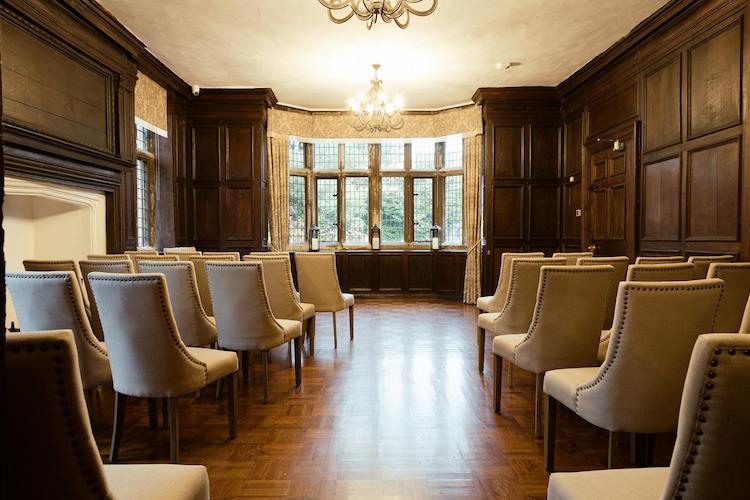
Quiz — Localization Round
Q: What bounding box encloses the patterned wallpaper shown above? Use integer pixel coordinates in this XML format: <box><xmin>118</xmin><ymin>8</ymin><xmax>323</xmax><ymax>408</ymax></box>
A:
<box><xmin>134</xmin><ymin>71</ymin><xmax>168</xmax><ymax>137</ymax></box>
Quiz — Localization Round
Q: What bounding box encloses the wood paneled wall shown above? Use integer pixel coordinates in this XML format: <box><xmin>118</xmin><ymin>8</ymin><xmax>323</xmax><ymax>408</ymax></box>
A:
<box><xmin>183</xmin><ymin>90</ymin><xmax>276</xmax><ymax>253</ymax></box>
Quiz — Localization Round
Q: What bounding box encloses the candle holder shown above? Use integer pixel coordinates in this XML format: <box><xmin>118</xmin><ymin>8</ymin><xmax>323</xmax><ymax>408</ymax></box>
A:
<box><xmin>431</xmin><ymin>224</ymin><xmax>441</xmax><ymax>251</ymax></box>
<box><xmin>371</xmin><ymin>224</ymin><xmax>381</xmax><ymax>251</ymax></box>
<box><xmin>309</xmin><ymin>225</ymin><xmax>320</xmax><ymax>252</ymax></box>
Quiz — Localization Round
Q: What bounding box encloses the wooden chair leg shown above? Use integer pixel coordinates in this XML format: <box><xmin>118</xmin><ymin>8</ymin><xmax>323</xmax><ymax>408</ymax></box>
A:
<box><xmin>215</xmin><ymin>377</ymin><xmax>222</xmax><ymax>399</ymax></box>
<box><xmin>148</xmin><ymin>398</ymin><xmax>158</xmax><ymax>430</ymax></box>
<box><xmin>262</xmin><ymin>350</ymin><xmax>270</xmax><ymax>403</ymax></box>
<box><xmin>608</xmin><ymin>431</ymin><xmax>618</xmax><ymax>469</ymax></box>
<box><xmin>287</xmin><ymin>340</ymin><xmax>292</xmax><ymax>367</ymax></box>
<box><xmin>308</xmin><ymin>316</ymin><xmax>316</xmax><ymax>356</ymax></box>
<box><xmin>241</xmin><ymin>350</ymin><xmax>250</xmax><ymax>384</ymax></box>
<box><xmin>349</xmin><ymin>305</ymin><xmax>354</xmax><ymax>340</ymax></box>
<box><xmin>534</xmin><ymin>373</ymin><xmax>544</xmax><ymax>439</ymax></box>
<box><xmin>544</xmin><ymin>394</ymin><xmax>557</xmax><ymax>472</ymax></box>
<box><xmin>161</xmin><ymin>398</ymin><xmax>169</xmax><ymax>430</ymax></box>
<box><xmin>477</xmin><ymin>327</ymin><xmax>486</xmax><ymax>373</ymax></box>
<box><xmin>493</xmin><ymin>354</ymin><xmax>502</xmax><ymax>414</ymax></box>
<box><xmin>508</xmin><ymin>362</ymin><xmax>514</xmax><ymax>387</ymax></box>
<box><xmin>332</xmin><ymin>312</ymin><xmax>338</xmax><ymax>349</ymax></box>
<box><xmin>293</xmin><ymin>336</ymin><xmax>302</xmax><ymax>386</ymax></box>
<box><xmin>109</xmin><ymin>391</ymin><xmax>127</xmax><ymax>462</ymax></box>
<box><xmin>168</xmin><ymin>397</ymin><xmax>179</xmax><ymax>463</ymax></box>
<box><xmin>227</xmin><ymin>373</ymin><xmax>238</xmax><ymax>439</ymax></box>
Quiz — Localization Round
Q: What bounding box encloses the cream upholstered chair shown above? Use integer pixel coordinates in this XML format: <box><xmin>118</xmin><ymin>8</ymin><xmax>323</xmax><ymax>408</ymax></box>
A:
<box><xmin>634</xmin><ymin>255</ymin><xmax>684</xmax><ymax>264</ymax></box>
<box><xmin>477</xmin><ymin>252</ymin><xmax>545</xmax><ymax>313</ymax></box>
<box><xmin>576</xmin><ymin>256</ymin><xmax>630</xmax><ymax>330</ymax></box>
<box><xmin>88</xmin><ymin>272</ymin><xmax>239</xmax><ymax>463</ymax></box>
<box><xmin>543</xmin><ymin>279</ymin><xmax>724</xmax><ymax>471</ymax></box>
<box><xmin>740</xmin><ymin>297</ymin><xmax>750</xmax><ymax>333</ymax></box>
<box><xmin>87</xmin><ymin>253</ymin><xmax>129</xmax><ymax>261</ymax></box>
<box><xmin>207</xmin><ymin>262</ymin><xmax>303</xmax><ymax>403</ymax></box>
<box><xmin>547</xmin><ymin>333</ymin><xmax>750</xmax><ymax>500</ymax></box>
<box><xmin>492</xmin><ymin>265</ymin><xmax>614</xmax><ymax>437</ymax></box>
<box><xmin>79</xmin><ymin>259</ymin><xmax>134</xmax><ymax>341</ymax></box>
<box><xmin>552</xmin><ymin>251</ymin><xmax>593</xmax><ymax>265</ymax></box>
<box><xmin>22</xmin><ymin>259</ymin><xmax>90</xmax><ymax>311</ymax></box>
<box><xmin>125</xmin><ymin>249</ymin><xmax>158</xmax><ymax>256</ymax></box>
<box><xmin>707</xmin><ymin>263</ymin><xmax>750</xmax><ymax>332</ymax></box>
<box><xmin>476</xmin><ymin>257</ymin><xmax>566</xmax><ymax>373</ymax></box>
<box><xmin>188</xmin><ymin>254</ymin><xmax>236</xmax><ymax>316</ymax></box>
<box><xmin>138</xmin><ymin>261</ymin><xmax>217</xmax><ymax>347</ymax></box>
<box><xmin>164</xmin><ymin>246</ymin><xmax>198</xmax><ymax>254</ymax></box>
<box><xmin>177</xmin><ymin>252</ymin><xmax>203</xmax><ymax>261</ymax></box>
<box><xmin>130</xmin><ymin>253</ymin><xmax>179</xmax><ymax>272</ymax></box>
<box><xmin>688</xmin><ymin>254</ymin><xmax>735</xmax><ymax>278</ymax></box>
<box><xmin>6</xmin><ymin>271</ymin><xmax>111</xmax><ymax>414</ymax></box>
<box><xmin>246</xmin><ymin>251</ymin><xmax>302</xmax><ymax>300</ymax></box>
<box><xmin>625</xmin><ymin>262</ymin><xmax>695</xmax><ymax>281</ymax></box>
<box><xmin>204</xmin><ymin>251</ymin><xmax>241</xmax><ymax>260</ymax></box>
<box><xmin>294</xmin><ymin>252</ymin><xmax>355</xmax><ymax>348</ymax></box>
<box><xmin>247</xmin><ymin>253</ymin><xmax>317</xmax><ymax>355</ymax></box>
<box><xmin>5</xmin><ymin>330</ymin><xmax>210</xmax><ymax>500</ymax></box>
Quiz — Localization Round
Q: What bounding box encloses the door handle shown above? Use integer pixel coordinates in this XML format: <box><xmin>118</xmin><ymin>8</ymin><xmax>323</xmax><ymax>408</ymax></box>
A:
<box><xmin>588</xmin><ymin>185</ymin><xmax>600</xmax><ymax>192</ymax></box>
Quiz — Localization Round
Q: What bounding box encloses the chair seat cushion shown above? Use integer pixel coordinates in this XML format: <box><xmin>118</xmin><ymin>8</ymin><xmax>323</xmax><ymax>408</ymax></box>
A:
<box><xmin>278</xmin><ymin>318</ymin><xmax>303</xmax><ymax>341</ymax></box>
<box><xmin>343</xmin><ymin>293</ymin><xmax>355</xmax><ymax>307</ymax></box>
<box><xmin>477</xmin><ymin>295</ymin><xmax>500</xmax><ymax>313</ymax></box>
<box><xmin>186</xmin><ymin>347</ymin><xmax>238</xmax><ymax>385</ymax></box>
<box><xmin>543</xmin><ymin>367</ymin><xmax>599</xmax><ymax>412</ymax></box>
<box><xmin>478</xmin><ymin>312</ymin><xmax>501</xmax><ymax>331</ymax></box>
<box><xmin>547</xmin><ymin>467</ymin><xmax>668</xmax><ymax>500</ymax></box>
<box><xmin>492</xmin><ymin>333</ymin><xmax>526</xmax><ymax>361</ymax></box>
<box><xmin>300</xmin><ymin>302</ymin><xmax>315</xmax><ymax>320</ymax></box>
<box><xmin>104</xmin><ymin>463</ymin><xmax>210</xmax><ymax>500</ymax></box>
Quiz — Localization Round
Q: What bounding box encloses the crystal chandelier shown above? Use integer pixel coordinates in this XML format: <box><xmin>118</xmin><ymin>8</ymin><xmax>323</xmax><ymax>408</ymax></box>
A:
<box><xmin>319</xmin><ymin>0</ymin><xmax>438</xmax><ymax>30</ymax></box>
<box><xmin>348</xmin><ymin>64</ymin><xmax>404</xmax><ymax>133</ymax></box>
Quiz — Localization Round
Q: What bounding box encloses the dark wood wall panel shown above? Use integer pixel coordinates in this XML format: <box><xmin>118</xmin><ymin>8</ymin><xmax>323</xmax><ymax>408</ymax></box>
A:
<box><xmin>493</xmin><ymin>126</ymin><xmax>524</xmax><ymax>178</ymax></box>
<box><xmin>492</xmin><ymin>186</ymin><xmax>524</xmax><ymax>238</ymax></box>
<box><xmin>193</xmin><ymin>188</ymin><xmax>220</xmax><ymax>240</ymax></box>
<box><xmin>530</xmin><ymin>126</ymin><xmax>560</xmax><ymax>179</ymax></box>
<box><xmin>641</xmin><ymin>157</ymin><xmax>681</xmax><ymax>241</ymax></box>
<box><xmin>378</xmin><ymin>254</ymin><xmax>404</xmax><ymax>291</ymax></box>
<box><xmin>192</xmin><ymin>127</ymin><xmax>220</xmax><ymax>181</ymax></box>
<box><xmin>223</xmin><ymin>187</ymin><xmax>254</xmax><ymax>240</ymax></box>
<box><xmin>226</xmin><ymin>126</ymin><xmax>254</xmax><ymax>180</ymax></box>
<box><xmin>346</xmin><ymin>253</ymin><xmax>374</xmax><ymax>291</ymax></box>
<box><xmin>644</xmin><ymin>58</ymin><xmax>682</xmax><ymax>152</ymax></box>
<box><xmin>529</xmin><ymin>186</ymin><xmax>560</xmax><ymax>239</ymax></box>
<box><xmin>588</xmin><ymin>83</ymin><xmax>638</xmax><ymax>136</ymax></box>
<box><xmin>407</xmin><ymin>254</ymin><xmax>433</xmax><ymax>291</ymax></box>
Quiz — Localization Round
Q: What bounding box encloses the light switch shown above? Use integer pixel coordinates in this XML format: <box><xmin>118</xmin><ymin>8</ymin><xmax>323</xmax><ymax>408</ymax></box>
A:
<box><xmin>575</xmin><ymin>209</ymin><xmax>582</xmax><ymax>217</ymax></box>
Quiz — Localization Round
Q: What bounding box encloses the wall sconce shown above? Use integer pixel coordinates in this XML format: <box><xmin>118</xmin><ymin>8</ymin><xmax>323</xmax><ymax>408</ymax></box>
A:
<box><xmin>309</xmin><ymin>225</ymin><xmax>320</xmax><ymax>252</ymax></box>
<box><xmin>596</xmin><ymin>137</ymin><xmax>625</xmax><ymax>152</ymax></box>
<box><xmin>371</xmin><ymin>224</ymin><xmax>381</xmax><ymax>251</ymax></box>
<box><xmin>431</xmin><ymin>224</ymin><xmax>441</xmax><ymax>250</ymax></box>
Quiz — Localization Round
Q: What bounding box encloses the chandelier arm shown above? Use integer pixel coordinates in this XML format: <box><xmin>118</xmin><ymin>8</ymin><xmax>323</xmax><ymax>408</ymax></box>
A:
<box><xmin>393</xmin><ymin>11</ymin><xmax>410</xmax><ymax>29</ymax></box>
<box><xmin>403</xmin><ymin>0</ymin><xmax>438</xmax><ymax>16</ymax></box>
<box><xmin>327</xmin><ymin>8</ymin><xmax>357</xmax><ymax>24</ymax></box>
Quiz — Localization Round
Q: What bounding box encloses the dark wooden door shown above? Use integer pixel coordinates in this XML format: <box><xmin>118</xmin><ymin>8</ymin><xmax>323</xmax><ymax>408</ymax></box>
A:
<box><xmin>584</xmin><ymin>122</ymin><xmax>639</xmax><ymax>259</ymax></box>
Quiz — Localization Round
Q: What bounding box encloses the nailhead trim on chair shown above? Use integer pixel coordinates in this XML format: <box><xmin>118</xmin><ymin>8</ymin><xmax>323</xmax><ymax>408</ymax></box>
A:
<box><xmin>295</xmin><ymin>253</ymin><xmax>348</xmax><ymax>312</ymax></box>
<box><xmin>627</xmin><ymin>263</ymin><xmax>694</xmax><ymax>281</ymax></box>
<box><xmin>246</xmin><ymin>255</ymin><xmax>304</xmax><ymax>318</ymax></box>
<box><xmin>140</xmin><ymin>261</ymin><xmax>214</xmax><ymax>325</ymax></box>
<box><xmin>575</xmin><ymin>282</ymin><xmax>725</xmax><ymax>411</ymax></box>
<box><xmin>88</xmin><ymin>274</ymin><xmax>208</xmax><ymax>383</ymax></box>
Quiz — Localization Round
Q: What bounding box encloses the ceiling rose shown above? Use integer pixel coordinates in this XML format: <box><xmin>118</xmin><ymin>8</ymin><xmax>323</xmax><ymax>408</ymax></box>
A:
<box><xmin>349</xmin><ymin>64</ymin><xmax>404</xmax><ymax>132</ymax></box>
<box><xmin>319</xmin><ymin>0</ymin><xmax>438</xmax><ymax>30</ymax></box>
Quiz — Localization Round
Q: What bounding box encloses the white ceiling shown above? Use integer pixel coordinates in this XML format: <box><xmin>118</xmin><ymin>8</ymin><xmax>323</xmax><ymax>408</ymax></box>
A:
<box><xmin>99</xmin><ymin>0</ymin><xmax>668</xmax><ymax>110</ymax></box>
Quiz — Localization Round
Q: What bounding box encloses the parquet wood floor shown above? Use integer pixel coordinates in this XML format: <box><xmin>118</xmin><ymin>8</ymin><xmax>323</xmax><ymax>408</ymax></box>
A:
<box><xmin>91</xmin><ymin>298</ymin><xmax>672</xmax><ymax>499</ymax></box>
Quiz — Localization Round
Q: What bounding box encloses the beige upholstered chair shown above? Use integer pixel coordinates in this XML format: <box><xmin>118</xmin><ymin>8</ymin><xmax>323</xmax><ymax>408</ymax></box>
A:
<box><xmin>125</xmin><ymin>249</ymin><xmax>158</xmax><ymax>256</ymax></box>
<box><xmin>576</xmin><ymin>256</ymin><xmax>630</xmax><ymax>330</ymax></box>
<box><xmin>294</xmin><ymin>252</ymin><xmax>355</xmax><ymax>348</ymax></box>
<box><xmin>138</xmin><ymin>261</ymin><xmax>218</xmax><ymax>347</ymax></box>
<box><xmin>22</xmin><ymin>259</ymin><xmax>90</xmax><ymax>311</ymax></box>
<box><xmin>476</xmin><ymin>257</ymin><xmax>566</xmax><ymax>373</ymax></box>
<box><xmin>5</xmin><ymin>330</ymin><xmax>210</xmax><ymax>500</ymax></box>
<box><xmin>492</xmin><ymin>265</ymin><xmax>614</xmax><ymax>437</ymax></box>
<box><xmin>547</xmin><ymin>333</ymin><xmax>750</xmax><ymax>500</ymax></box>
<box><xmin>79</xmin><ymin>259</ymin><xmax>134</xmax><ymax>341</ymax></box>
<box><xmin>625</xmin><ymin>262</ymin><xmax>695</xmax><ymax>281</ymax></box>
<box><xmin>543</xmin><ymin>279</ymin><xmax>724</xmax><ymax>471</ymax></box>
<box><xmin>6</xmin><ymin>271</ymin><xmax>111</xmax><ymax>412</ymax></box>
<box><xmin>188</xmin><ymin>255</ymin><xmax>236</xmax><ymax>316</ymax></box>
<box><xmin>740</xmin><ymin>296</ymin><xmax>750</xmax><ymax>334</ymax></box>
<box><xmin>164</xmin><ymin>246</ymin><xmax>198</xmax><ymax>254</ymax></box>
<box><xmin>130</xmin><ymin>253</ymin><xmax>179</xmax><ymax>272</ymax></box>
<box><xmin>477</xmin><ymin>252</ymin><xmax>545</xmax><ymax>313</ymax></box>
<box><xmin>203</xmin><ymin>251</ymin><xmax>241</xmax><ymax>260</ymax></box>
<box><xmin>207</xmin><ymin>262</ymin><xmax>303</xmax><ymax>403</ymax></box>
<box><xmin>688</xmin><ymin>254</ymin><xmax>735</xmax><ymax>278</ymax></box>
<box><xmin>177</xmin><ymin>252</ymin><xmax>203</xmax><ymax>261</ymax></box>
<box><xmin>87</xmin><ymin>253</ymin><xmax>129</xmax><ymax>261</ymax></box>
<box><xmin>634</xmin><ymin>255</ymin><xmax>684</xmax><ymax>264</ymax></box>
<box><xmin>247</xmin><ymin>253</ymin><xmax>317</xmax><ymax>355</ymax></box>
<box><xmin>707</xmin><ymin>263</ymin><xmax>750</xmax><ymax>332</ymax></box>
<box><xmin>246</xmin><ymin>251</ymin><xmax>301</xmax><ymax>299</ymax></box>
<box><xmin>88</xmin><ymin>272</ymin><xmax>239</xmax><ymax>463</ymax></box>
<box><xmin>552</xmin><ymin>251</ymin><xmax>593</xmax><ymax>265</ymax></box>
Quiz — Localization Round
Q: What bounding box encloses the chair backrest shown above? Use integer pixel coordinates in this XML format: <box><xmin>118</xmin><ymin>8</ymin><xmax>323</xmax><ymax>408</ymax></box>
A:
<box><xmin>87</xmin><ymin>254</ymin><xmax>129</xmax><ymax>261</ymax></box>
<box><xmin>6</xmin><ymin>272</ymin><xmax>109</xmax><ymax>390</ymax></box>
<box><xmin>124</xmin><ymin>249</ymin><xmax>158</xmax><ymax>256</ymax></box>
<box><xmin>206</xmin><ymin>262</ymin><xmax>286</xmax><ymax>351</ymax></box>
<box><xmin>513</xmin><ymin>265</ymin><xmax>614</xmax><ymax>373</ymax></box>
<box><xmin>79</xmin><ymin>260</ymin><xmax>133</xmax><ymax>340</ymax></box>
<box><xmin>88</xmin><ymin>272</ymin><xmax>207</xmax><ymax>397</ymax></box>
<box><xmin>176</xmin><ymin>252</ymin><xmax>203</xmax><ymax>261</ymax></box>
<box><xmin>577</xmin><ymin>256</ymin><xmax>630</xmax><ymax>329</ymax></box>
<box><xmin>22</xmin><ymin>259</ymin><xmax>89</xmax><ymax>308</ymax></box>
<box><xmin>576</xmin><ymin>279</ymin><xmax>724</xmax><ymax>433</ymax></box>
<box><xmin>707</xmin><ymin>263</ymin><xmax>750</xmax><ymax>332</ymax></box>
<box><xmin>163</xmin><ymin>246</ymin><xmax>198</xmax><ymax>254</ymax></box>
<box><xmin>635</xmin><ymin>255</ymin><xmax>684</xmax><ymax>264</ymax></box>
<box><xmin>130</xmin><ymin>253</ymin><xmax>179</xmax><ymax>272</ymax></box>
<box><xmin>740</xmin><ymin>296</ymin><xmax>750</xmax><ymax>334</ymax></box>
<box><xmin>5</xmin><ymin>330</ymin><xmax>112</xmax><ymax>499</ymax></box>
<box><xmin>662</xmin><ymin>334</ymin><xmax>750</xmax><ymax>500</ymax></box>
<box><xmin>243</xmin><ymin>255</ymin><xmax>302</xmax><ymax>321</ymax></box>
<box><xmin>203</xmin><ymin>251</ymin><xmax>240</xmax><ymax>260</ymax></box>
<box><xmin>294</xmin><ymin>252</ymin><xmax>345</xmax><ymax>312</ymax></box>
<box><xmin>188</xmin><ymin>255</ymin><xmax>237</xmax><ymax>316</ymax></box>
<box><xmin>246</xmin><ymin>251</ymin><xmax>298</xmax><ymax>295</ymax></box>
<box><xmin>552</xmin><ymin>251</ymin><xmax>594</xmax><ymax>265</ymax></box>
<box><xmin>484</xmin><ymin>252</ymin><xmax>545</xmax><ymax>311</ymax></box>
<box><xmin>138</xmin><ymin>261</ymin><xmax>217</xmax><ymax>347</ymax></box>
<box><xmin>490</xmin><ymin>257</ymin><xmax>566</xmax><ymax>334</ymax></box>
<box><xmin>626</xmin><ymin>262</ymin><xmax>695</xmax><ymax>281</ymax></box>
<box><xmin>687</xmin><ymin>255</ymin><xmax>735</xmax><ymax>278</ymax></box>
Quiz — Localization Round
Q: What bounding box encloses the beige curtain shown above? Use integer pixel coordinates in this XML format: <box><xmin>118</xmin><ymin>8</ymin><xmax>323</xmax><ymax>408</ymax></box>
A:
<box><xmin>463</xmin><ymin>135</ymin><xmax>482</xmax><ymax>304</ymax></box>
<box><xmin>267</xmin><ymin>136</ymin><xmax>289</xmax><ymax>251</ymax></box>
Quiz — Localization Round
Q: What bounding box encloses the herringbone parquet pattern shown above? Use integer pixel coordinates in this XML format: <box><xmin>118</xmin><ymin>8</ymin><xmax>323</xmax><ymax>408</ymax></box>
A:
<box><xmin>91</xmin><ymin>297</ymin><xmax>671</xmax><ymax>498</ymax></box>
